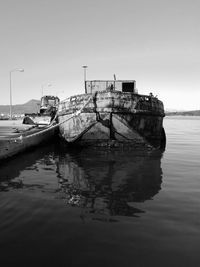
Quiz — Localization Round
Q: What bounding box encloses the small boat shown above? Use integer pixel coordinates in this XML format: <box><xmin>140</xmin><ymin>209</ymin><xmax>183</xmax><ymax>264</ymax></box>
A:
<box><xmin>23</xmin><ymin>95</ymin><xmax>60</xmax><ymax>125</ymax></box>
<box><xmin>0</xmin><ymin>95</ymin><xmax>59</xmax><ymax>161</ymax></box>
<box><xmin>57</xmin><ymin>79</ymin><xmax>166</xmax><ymax>149</ymax></box>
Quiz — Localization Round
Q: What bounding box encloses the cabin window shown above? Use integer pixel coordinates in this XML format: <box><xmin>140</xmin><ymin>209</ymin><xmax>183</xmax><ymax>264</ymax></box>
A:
<box><xmin>122</xmin><ymin>82</ymin><xmax>134</xmax><ymax>93</ymax></box>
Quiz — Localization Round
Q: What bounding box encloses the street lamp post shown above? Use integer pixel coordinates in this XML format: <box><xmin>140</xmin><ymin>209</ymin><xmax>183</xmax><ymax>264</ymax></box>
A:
<box><xmin>82</xmin><ymin>65</ymin><xmax>88</xmax><ymax>93</ymax></box>
<box><xmin>9</xmin><ymin>68</ymin><xmax>24</xmax><ymax>120</ymax></box>
<box><xmin>41</xmin><ymin>83</ymin><xmax>52</xmax><ymax>97</ymax></box>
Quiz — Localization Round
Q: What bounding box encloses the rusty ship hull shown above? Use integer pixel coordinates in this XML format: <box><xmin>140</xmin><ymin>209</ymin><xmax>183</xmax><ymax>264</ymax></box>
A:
<box><xmin>58</xmin><ymin>89</ymin><xmax>165</xmax><ymax>149</ymax></box>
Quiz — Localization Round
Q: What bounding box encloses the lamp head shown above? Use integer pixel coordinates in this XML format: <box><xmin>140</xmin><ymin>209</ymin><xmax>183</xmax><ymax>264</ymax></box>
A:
<box><xmin>10</xmin><ymin>68</ymin><xmax>24</xmax><ymax>73</ymax></box>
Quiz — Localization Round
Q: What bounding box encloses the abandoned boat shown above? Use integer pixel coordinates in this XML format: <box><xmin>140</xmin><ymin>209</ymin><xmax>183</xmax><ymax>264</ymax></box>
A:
<box><xmin>57</xmin><ymin>80</ymin><xmax>165</xmax><ymax>149</ymax></box>
<box><xmin>0</xmin><ymin>95</ymin><xmax>59</xmax><ymax>161</ymax></box>
<box><xmin>23</xmin><ymin>95</ymin><xmax>60</xmax><ymax>125</ymax></box>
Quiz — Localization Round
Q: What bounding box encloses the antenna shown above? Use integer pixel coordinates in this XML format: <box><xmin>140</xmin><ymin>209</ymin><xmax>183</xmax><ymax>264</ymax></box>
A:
<box><xmin>113</xmin><ymin>74</ymin><xmax>116</xmax><ymax>90</ymax></box>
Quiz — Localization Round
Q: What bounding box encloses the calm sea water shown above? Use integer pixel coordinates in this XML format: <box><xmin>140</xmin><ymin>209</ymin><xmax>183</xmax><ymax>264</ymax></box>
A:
<box><xmin>0</xmin><ymin>116</ymin><xmax>200</xmax><ymax>267</ymax></box>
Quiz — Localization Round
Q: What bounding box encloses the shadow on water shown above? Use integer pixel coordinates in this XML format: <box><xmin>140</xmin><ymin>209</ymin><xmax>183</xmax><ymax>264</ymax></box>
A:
<box><xmin>55</xmin><ymin>145</ymin><xmax>164</xmax><ymax>220</ymax></box>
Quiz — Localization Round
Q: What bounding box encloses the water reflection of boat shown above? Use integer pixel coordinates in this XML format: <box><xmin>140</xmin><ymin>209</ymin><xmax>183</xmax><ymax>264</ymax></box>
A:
<box><xmin>56</xmin><ymin>149</ymin><xmax>163</xmax><ymax>218</ymax></box>
<box><xmin>0</xmin><ymin>144</ymin><xmax>56</xmax><ymax>192</ymax></box>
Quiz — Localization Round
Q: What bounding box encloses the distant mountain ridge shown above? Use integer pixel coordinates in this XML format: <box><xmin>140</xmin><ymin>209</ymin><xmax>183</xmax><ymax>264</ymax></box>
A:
<box><xmin>0</xmin><ymin>99</ymin><xmax>40</xmax><ymax>114</ymax></box>
<box><xmin>165</xmin><ymin>110</ymin><xmax>200</xmax><ymax>116</ymax></box>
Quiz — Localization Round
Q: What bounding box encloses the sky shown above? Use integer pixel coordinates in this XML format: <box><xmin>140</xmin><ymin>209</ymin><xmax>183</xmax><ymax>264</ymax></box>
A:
<box><xmin>0</xmin><ymin>0</ymin><xmax>199</xmax><ymax>110</ymax></box>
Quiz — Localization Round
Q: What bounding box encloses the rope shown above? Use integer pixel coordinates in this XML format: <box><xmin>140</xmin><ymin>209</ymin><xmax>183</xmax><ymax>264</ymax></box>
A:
<box><xmin>9</xmin><ymin>95</ymin><xmax>93</xmax><ymax>142</ymax></box>
<box><xmin>56</xmin><ymin>95</ymin><xmax>93</xmax><ymax>127</ymax></box>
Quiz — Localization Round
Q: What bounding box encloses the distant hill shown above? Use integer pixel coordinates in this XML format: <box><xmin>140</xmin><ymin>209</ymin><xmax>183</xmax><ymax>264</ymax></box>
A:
<box><xmin>165</xmin><ymin>110</ymin><xmax>200</xmax><ymax>116</ymax></box>
<box><xmin>0</xmin><ymin>99</ymin><xmax>40</xmax><ymax>114</ymax></box>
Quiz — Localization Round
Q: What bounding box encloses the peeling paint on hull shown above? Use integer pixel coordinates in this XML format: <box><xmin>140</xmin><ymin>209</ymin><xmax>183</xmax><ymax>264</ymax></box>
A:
<box><xmin>58</xmin><ymin>90</ymin><xmax>165</xmax><ymax>149</ymax></box>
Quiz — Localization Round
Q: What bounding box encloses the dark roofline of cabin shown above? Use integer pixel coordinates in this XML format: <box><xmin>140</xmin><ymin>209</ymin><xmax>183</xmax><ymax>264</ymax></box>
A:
<box><xmin>86</xmin><ymin>80</ymin><xmax>136</xmax><ymax>82</ymax></box>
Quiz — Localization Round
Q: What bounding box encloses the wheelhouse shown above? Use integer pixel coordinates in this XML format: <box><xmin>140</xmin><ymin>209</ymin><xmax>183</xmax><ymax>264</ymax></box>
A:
<box><xmin>40</xmin><ymin>95</ymin><xmax>60</xmax><ymax>114</ymax></box>
<box><xmin>85</xmin><ymin>80</ymin><xmax>137</xmax><ymax>94</ymax></box>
